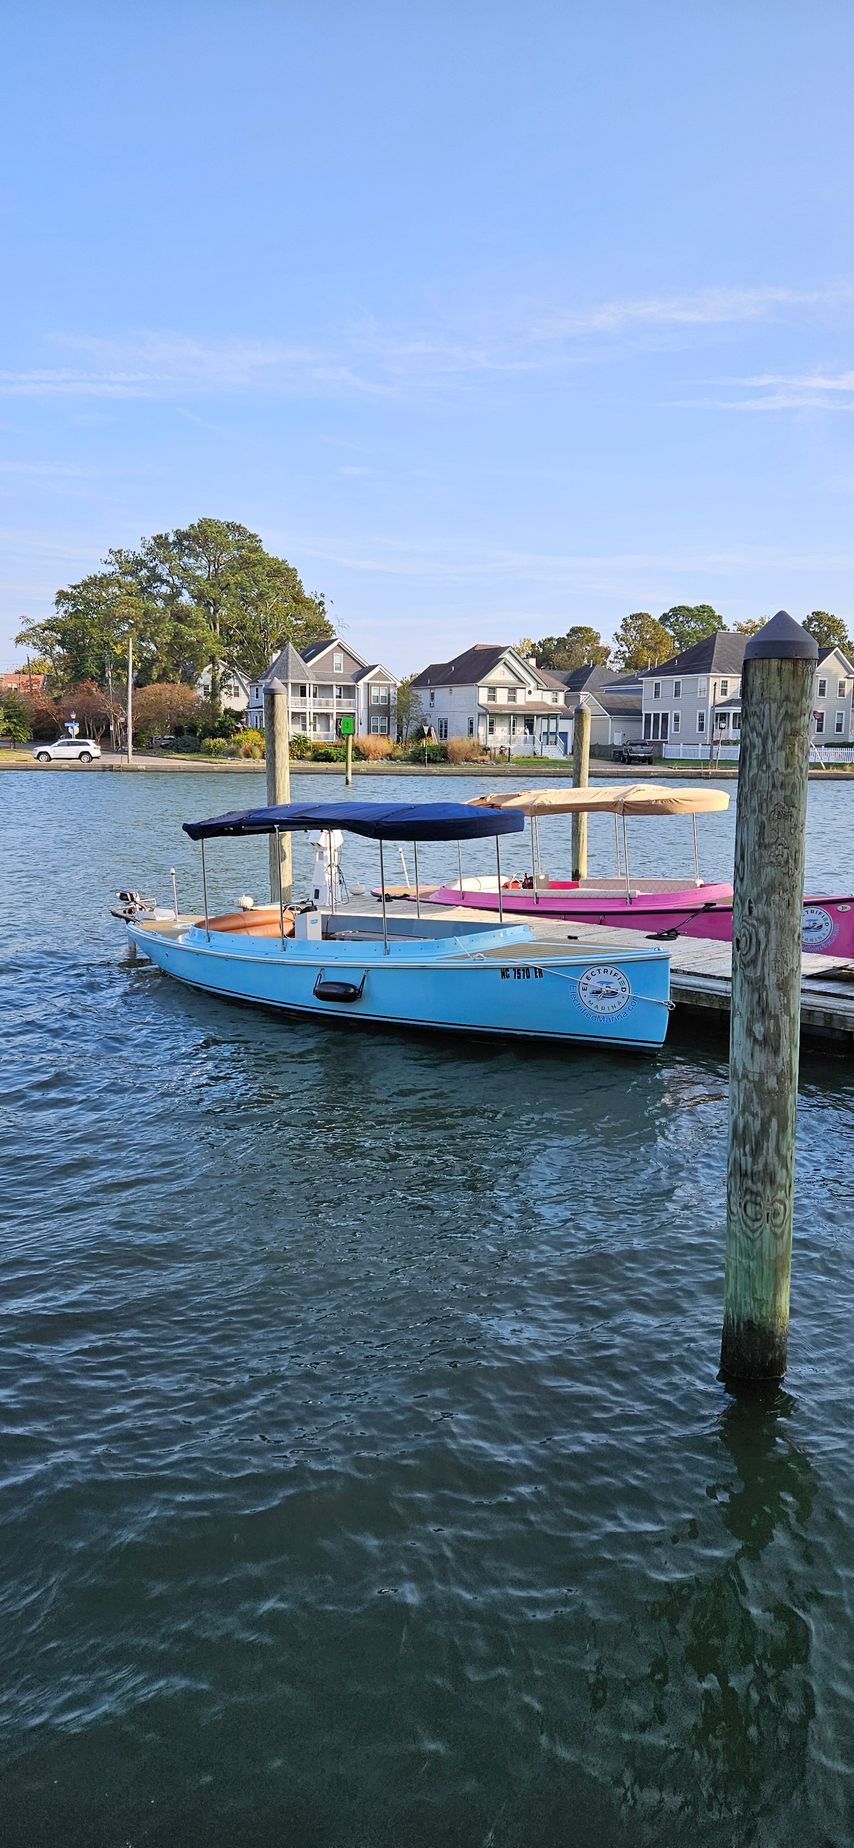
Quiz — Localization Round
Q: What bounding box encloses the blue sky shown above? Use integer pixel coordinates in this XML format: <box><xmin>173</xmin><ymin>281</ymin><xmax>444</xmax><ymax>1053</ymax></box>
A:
<box><xmin>3</xmin><ymin>1</ymin><xmax>854</xmax><ymax>673</ymax></box>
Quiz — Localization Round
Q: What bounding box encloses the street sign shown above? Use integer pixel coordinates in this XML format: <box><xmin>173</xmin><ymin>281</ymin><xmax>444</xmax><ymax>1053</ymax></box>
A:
<box><xmin>339</xmin><ymin>715</ymin><xmax>355</xmax><ymax>736</ymax></box>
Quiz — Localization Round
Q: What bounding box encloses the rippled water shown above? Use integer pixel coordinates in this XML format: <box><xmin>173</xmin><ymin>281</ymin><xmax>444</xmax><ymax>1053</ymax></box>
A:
<box><xmin>2</xmin><ymin>769</ymin><xmax>854</xmax><ymax>1846</ymax></box>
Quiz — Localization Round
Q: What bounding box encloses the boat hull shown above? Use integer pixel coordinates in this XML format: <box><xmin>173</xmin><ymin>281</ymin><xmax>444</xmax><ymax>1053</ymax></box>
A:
<box><xmin>425</xmin><ymin>884</ymin><xmax>854</xmax><ymax>957</ymax></box>
<box><xmin>127</xmin><ymin>920</ymin><xmax>672</xmax><ymax>1051</ymax></box>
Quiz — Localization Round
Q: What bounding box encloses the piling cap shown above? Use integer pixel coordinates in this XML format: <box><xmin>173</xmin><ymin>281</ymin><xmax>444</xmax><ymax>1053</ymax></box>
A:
<box><xmin>265</xmin><ymin>676</ymin><xmax>288</xmax><ymax>696</ymax></box>
<box><xmin>744</xmin><ymin>610</ymin><xmax>818</xmax><ymax>662</ymax></box>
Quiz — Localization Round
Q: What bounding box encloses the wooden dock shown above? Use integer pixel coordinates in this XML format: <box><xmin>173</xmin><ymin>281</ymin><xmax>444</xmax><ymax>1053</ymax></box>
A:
<box><xmin>378</xmin><ymin>899</ymin><xmax>854</xmax><ymax>1051</ymax></box>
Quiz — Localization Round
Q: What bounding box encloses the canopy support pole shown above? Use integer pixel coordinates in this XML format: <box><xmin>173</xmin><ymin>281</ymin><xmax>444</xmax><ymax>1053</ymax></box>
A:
<box><xmin>200</xmin><ymin>839</ymin><xmax>210</xmax><ymax>942</ymax></box>
<box><xmin>531</xmin><ymin>816</ymin><xmax>539</xmax><ymax>902</ymax></box>
<box><xmin>496</xmin><ymin>837</ymin><xmax>504</xmax><ymax>923</ymax></box>
<box><xmin>613</xmin><ymin>813</ymin><xmax>621</xmax><ymax>878</ymax></box>
<box><xmin>692</xmin><ymin>813</ymin><xmax>702</xmax><ymax>886</ymax></box>
<box><xmin>621</xmin><ymin>815</ymin><xmax>631</xmax><ymax>903</ymax></box>
<box><xmin>412</xmin><ymin>841</ymin><xmax>422</xmax><ymax>918</ymax></box>
<box><xmin>327</xmin><ymin>829</ymin><xmax>336</xmax><ymax>916</ymax></box>
<box><xmin>275</xmin><ymin>827</ymin><xmax>286</xmax><ymax>947</ymax></box>
<box><xmin>379</xmin><ymin>840</ymin><xmax>389</xmax><ymax>953</ymax></box>
<box><xmin>457</xmin><ymin>840</ymin><xmax>463</xmax><ymax>898</ymax></box>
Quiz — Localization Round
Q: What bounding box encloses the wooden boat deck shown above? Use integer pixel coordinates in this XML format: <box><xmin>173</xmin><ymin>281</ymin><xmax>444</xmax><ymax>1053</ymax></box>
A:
<box><xmin>358</xmin><ymin>898</ymin><xmax>854</xmax><ymax>1051</ymax></box>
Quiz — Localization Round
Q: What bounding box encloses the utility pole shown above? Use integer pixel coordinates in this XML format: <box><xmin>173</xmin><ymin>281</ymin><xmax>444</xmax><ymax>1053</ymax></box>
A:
<box><xmin>126</xmin><ymin>634</ymin><xmax>133</xmax><ymax>764</ymax></box>
<box><xmin>720</xmin><ymin>611</ymin><xmax>817</xmax><ymax>1384</ymax></box>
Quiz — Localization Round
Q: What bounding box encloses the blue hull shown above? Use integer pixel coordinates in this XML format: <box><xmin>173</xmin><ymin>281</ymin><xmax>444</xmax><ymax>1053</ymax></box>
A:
<box><xmin>127</xmin><ymin>915</ymin><xmax>671</xmax><ymax>1052</ymax></box>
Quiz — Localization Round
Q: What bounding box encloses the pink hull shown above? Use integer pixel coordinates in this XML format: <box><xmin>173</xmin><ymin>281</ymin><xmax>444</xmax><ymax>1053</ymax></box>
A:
<box><xmin>426</xmin><ymin>883</ymin><xmax>854</xmax><ymax>958</ymax></box>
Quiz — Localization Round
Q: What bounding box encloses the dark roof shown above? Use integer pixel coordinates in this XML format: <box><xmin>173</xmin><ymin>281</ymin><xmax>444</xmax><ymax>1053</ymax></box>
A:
<box><xmin>262</xmin><ymin>643</ymin><xmax>309</xmax><ymax>685</ymax></box>
<box><xmin>817</xmin><ymin>645</ymin><xmax>854</xmax><ymax>671</ymax></box>
<box><xmin>413</xmin><ymin>644</ymin><xmax>512</xmax><ymax>688</ymax></box>
<box><xmin>638</xmin><ymin>633</ymin><xmax>746</xmax><ymax>678</ymax></box>
<box><xmin>553</xmin><ymin>664</ymin><xmax>614</xmax><ymax>692</ymax></box>
<box><xmin>596</xmin><ymin>690</ymin><xmax>642</xmax><ymax>716</ymax></box>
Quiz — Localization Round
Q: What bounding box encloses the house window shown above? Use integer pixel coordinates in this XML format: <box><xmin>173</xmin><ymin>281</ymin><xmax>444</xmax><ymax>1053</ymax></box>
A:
<box><xmin>731</xmin><ymin>712</ymin><xmax>741</xmax><ymax>733</ymax></box>
<box><xmin>429</xmin><ymin>690</ymin><xmax>435</xmax><ymax>706</ymax></box>
<box><xmin>487</xmin><ymin>716</ymin><xmax>495</xmax><ymax>736</ymax></box>
<box><xmin>467</xmin><ymin>718</ymin><xmax>474</xmax><ymax>737</ymax></box>
<box><xmin>643</xmin><ymin>713</ymin><xmax>652</xmax><ymax>739</ymax></box>
<box><xmin>673</xmin><ymin>679</ymin><xmax>682</xmax><ymax>698</ymax></box>
<box><xmin>652</xmin><ymin>681</ymin><xmax>661</xmax><ymax>700</ymax></box>
<box><xmin>437</xmin><ymin>718</ymin><xmax>448</xmax><ymax>741</ymax></box>
<box><xmin>720</xmin><ymin>679</ymin><xmax>729</xmax><ymax>697</ymax></box>
<box><xmin>509</xmin><ymin>716</ymin><xmax>517</xmax><ymax>736</ymax></box>
<box><xmin>333</xmin><ymin>652</ymin><xmax>343</xmax><ymax>672</ymax></box>
<box><xmin>838</xmin><ymin>679</ymin><xmax>847</xmax><ymax>697</ymax></box>
<box><xmin>486</xmin><ymin>686</ymin><xmax>497</xmax><ymax>701</ymax></box>
<box><xmin>369</xmin><ymin>716</ymin><xmax>389</xmax><ymax>734</ymax></box>
<box><xmin>818</xmin><ymin>678</ymin><xmax>827</xmax><ymax>698</ymax></box>
<box><xmin>715</xmin><ymin>711</ymin><xmax>728</xmax><ymax>730</ymax></box>
<box><xmin>835</xmin><ymin>710</ymin><xmax>845</xmax><ymax>734</ymax></box>
<box><xmin>672</xmin><ymin>712</ymin><xmax>681</xmax><ymax>735</ymax></box>
<box><xmin>697</xmin><ymin>710</ymin><xmax>706</xmax><ymax>734</ymax></box>
<box><xmin>299</xmin><ymin>684</ymin><xmax>307</xmax><ymax>698</ymax></box>
<box><xmin>551</xmin><ymin>692</ymin><xmax>559</xmax><ymax>703</ymax></box>
<box><xmin>506</xmin><ymin>688</ymin><xmax>517</xmax><ymax>704</ymax></box>
<box><xmin>371</xmin><ymin>685</ymin><xmax>388</xmax><ymax>703</ymax></box>
<box><xmin>698</xmin><ymin>678</ymin><xmax>708</xmax><ymax>697</ymax></box>
<box><xmin>815</xmin><ymin>711</ymin><xmax>826</xmax><ymax>734</ymax></box>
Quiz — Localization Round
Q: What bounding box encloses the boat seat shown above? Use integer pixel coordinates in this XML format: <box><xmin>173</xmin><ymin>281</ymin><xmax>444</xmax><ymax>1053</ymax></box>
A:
<box><xmin>207</xmin><ymin>908</ymin><xmax>295</xmax><ymax>937</ymax></box>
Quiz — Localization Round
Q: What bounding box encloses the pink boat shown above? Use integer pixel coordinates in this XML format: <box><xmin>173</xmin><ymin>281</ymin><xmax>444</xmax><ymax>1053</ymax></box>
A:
<box><xmin>423</xmin><ymin>783</ymin><xmax>854</xmax><ymax>960</ymax></box>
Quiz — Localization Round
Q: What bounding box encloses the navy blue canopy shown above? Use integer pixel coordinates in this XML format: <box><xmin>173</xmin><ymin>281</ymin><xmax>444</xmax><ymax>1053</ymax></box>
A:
<box><xmin>183</xmin><ymin>800</ymin><xmax>526</xmax><ymax>844</ymax></box>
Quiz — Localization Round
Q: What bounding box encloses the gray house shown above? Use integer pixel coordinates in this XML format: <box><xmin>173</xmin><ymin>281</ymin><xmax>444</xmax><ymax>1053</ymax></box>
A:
<box><xmin>247</xmin><ymin>636</ymin><xmax>398</xmax><ymax>739</ymax></box>
<box><xmin>639</xmin><ymin>632</ymin><xmax>854</xmax><ymax>749</ymax></box>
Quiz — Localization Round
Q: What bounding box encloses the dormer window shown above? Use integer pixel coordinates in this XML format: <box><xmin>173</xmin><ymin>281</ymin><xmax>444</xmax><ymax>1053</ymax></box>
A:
<box><xmin>486</xmin><ymin>686</ymin><xmax>497</xmax><ymax>702</ymax></box>
<box><xmin>333</xmin><ymin>652</ymin><xmax>343</xmax><ymax>673</ymax></box>
<box><xmin>506</xmin><ymin>689</ymin><xmax>517</xmax><ymax>704</ymax></box>
<box><xmin>551</xmin><ymin>692</ymin><xmax>559</xmax><ymax>703</ymax></box>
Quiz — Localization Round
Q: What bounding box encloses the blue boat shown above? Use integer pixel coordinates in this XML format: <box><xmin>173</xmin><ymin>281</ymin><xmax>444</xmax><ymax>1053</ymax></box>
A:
<box><xmin>121</xmin><ymin>801</ymin><xmax>672</xmax><ymax>1053</ymax></box>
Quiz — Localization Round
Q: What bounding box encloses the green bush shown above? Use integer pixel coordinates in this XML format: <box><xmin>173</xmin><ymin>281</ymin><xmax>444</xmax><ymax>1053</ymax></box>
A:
<box><xmin>311</xmin><ymin>743</ymin><xmax>347</xmax><ymax>761</ymax></box>
<box><xmin>407</xmin><ymin>742</ymin><xmax>448</xmax><ymax>763</ymax></box>
<box><xmin>200</xmin><ymin>737</ymin><xmax>234</xmax><ymax>758</ymax></box>
<box><xmin>289</xmin><ymin>733</ymin><xmax>313</xmax><ymax>759</ymax></box>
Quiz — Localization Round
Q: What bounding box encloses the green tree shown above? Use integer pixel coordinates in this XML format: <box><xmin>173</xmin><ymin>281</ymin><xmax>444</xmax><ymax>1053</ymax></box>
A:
<box><xmin>394</xmin><ymin>675</ymin><xmax>424</xmax><ymax>743</ymax></box>
<box><xmin>16</xmin><ymin>518</ymin><xmax>332</xmax><ymax>696</ymax></box>
<box><xmin>533</xmin><ymin>626</ymin><xmax>610</xmax><ymax>670</ymax></box>
<box><xmin>611</xmin><ymin>611</ymin><xmax>673</xmax><ymax>672</ymax></box>
<box><xmin>734</xmin><ymin>618</ymin><xmax>766</xmax><ymax>637</ymax></box>
<box><xmin>659</xmin><ymin>604</ymin><xmax>727</xmax><ymax>651</ymax></box>
<box><xmin>0</xmin><ymin>691</ymin><xmax>31</xmax><ymax>742</ymax></box>
<box><xmin>803</xmin><ymin>610</ymin><xmax>853</xmax><ymax>654</ymax></box>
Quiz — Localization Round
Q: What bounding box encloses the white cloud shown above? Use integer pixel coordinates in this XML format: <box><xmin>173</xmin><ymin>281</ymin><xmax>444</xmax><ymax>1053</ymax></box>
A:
<box><xmin>0</xmin><ymin>283</ymin><xmax>851</xmax><ymax>401</ymax></box>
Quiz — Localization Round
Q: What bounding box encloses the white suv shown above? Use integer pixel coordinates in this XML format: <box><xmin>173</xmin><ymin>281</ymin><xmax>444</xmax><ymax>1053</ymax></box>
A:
<box><xmin>33</xmin><ymin>737</ymin><xmax>102</xmax><ymax>764</ymax></box>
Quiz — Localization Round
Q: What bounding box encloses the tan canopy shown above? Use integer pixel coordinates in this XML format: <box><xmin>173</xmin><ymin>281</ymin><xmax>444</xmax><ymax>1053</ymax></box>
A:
<box><xmin>469</xmin><ymin>782</ymin><xmax>730</xmax><ymax>817</ymax></box>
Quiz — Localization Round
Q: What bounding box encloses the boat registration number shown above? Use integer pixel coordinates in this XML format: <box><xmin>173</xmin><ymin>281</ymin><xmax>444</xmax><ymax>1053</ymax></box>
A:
<box><xmin>498</xmin><ymin>966</ymin><xmax>544</xmax><ymax>980</ymax></box>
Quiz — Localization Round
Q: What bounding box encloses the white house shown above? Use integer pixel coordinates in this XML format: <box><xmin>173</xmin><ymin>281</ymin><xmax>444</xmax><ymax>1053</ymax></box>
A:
<box><xmin>412</xmin><ymin>644</ymin><xmax>570</xmax><ymax>755</ymax></box>
<box><xmin>638</xmin><ymin>633</ymin><xmax>854</xmax><ymax>750</ymax></box>
<box><xmin>246</xmin><ymin>635</ymin><xmax>398</xmax><ymax>740</ymax></box>
<box><xmin>195</xmin><ymin>662</ymin><xmax>251</xmax><ymax>715</ymax></box>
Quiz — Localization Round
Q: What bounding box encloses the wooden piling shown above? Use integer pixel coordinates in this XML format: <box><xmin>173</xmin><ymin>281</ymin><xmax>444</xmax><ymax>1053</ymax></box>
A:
<box><xmin>126</xmin><ymin>634</ymin><xmax>134</xmax><ymax>764</ymax></box>
<box><xmin>571</xmin><ymin>702</ymin><xmax>591</xmax><ymax>880</ymax></box>
<box><xmin>264</xmin><ymin>677</ymin><xmax>292</xmax><ymax>904</ymax></box>
<box><xmin>720</xmin><ymin>611</ymin><xmax>818</xmax><ymax>1384</ymax></box>
<box><xmin>345</xmin><ymin>731</ymin><xmax>353</xmax><ymax>787</ymax></box>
